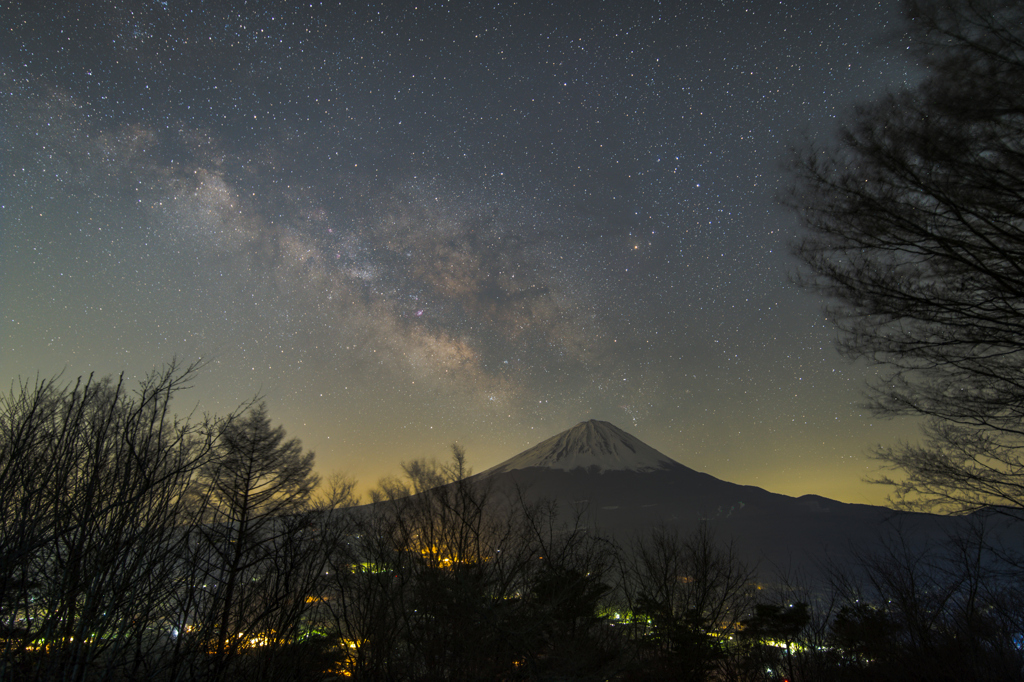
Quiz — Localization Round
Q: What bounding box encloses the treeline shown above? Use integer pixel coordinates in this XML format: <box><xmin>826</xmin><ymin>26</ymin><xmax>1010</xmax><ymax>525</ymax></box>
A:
<box><xmin>2</xmin><ymin>365</ymin><xmax>1023</xmax><ymax>681</ymax></box>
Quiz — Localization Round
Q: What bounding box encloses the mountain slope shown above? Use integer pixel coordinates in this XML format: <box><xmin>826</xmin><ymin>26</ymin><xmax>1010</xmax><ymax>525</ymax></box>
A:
<box><xmin>479</xmin><ymin>420</ymin><xmax>974</xmax><ymax>574</ymax></box>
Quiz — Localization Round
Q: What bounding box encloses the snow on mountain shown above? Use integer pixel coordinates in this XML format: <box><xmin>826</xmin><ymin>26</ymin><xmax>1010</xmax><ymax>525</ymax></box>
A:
<box><xmin>482</xmin><ymin>419</ymin><xmax>683</xmax><ymax>474</ymax></box>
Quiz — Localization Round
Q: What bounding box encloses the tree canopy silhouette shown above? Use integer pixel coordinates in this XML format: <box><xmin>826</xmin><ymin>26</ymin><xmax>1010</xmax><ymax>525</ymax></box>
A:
<box><xmin>789</xmin><ymin>0</ymin><xmax>1024</xmax><ymax>513</ymax></box>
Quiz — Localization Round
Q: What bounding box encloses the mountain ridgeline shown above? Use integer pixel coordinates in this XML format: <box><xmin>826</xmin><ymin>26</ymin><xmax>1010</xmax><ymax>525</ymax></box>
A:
<box><xmin>478</xmin><ymin>420</ymin><xmax>977</xmax><ymax>573</ymax></box>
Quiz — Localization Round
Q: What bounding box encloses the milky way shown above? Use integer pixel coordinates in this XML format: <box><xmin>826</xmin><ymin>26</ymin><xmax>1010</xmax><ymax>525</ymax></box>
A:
<box><xmin>1</xmin><ymin>0</ymin><xmax>921</xmax><ymax>501</ymax></box>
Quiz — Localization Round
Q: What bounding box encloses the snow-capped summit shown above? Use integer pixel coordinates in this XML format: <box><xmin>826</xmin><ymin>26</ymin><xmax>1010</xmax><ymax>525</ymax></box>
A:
<box><xmin>483</xmin><ymin>419</ymin><xmax>683</xmax><ymax>474</ymax></box>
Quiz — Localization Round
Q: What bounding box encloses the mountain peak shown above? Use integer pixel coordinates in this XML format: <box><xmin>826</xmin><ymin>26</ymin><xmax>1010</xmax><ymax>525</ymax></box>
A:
<box><xmin>483</xmin><ymin>420</ymin><xmax>683</xmax><ymax>475</ymax></box>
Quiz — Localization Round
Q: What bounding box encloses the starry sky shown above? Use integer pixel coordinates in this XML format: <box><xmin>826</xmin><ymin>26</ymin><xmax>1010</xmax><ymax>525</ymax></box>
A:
<box><xmin>2</xmin><ymin>0</ymin><xmax>923</xmax><ymax>504</ymax></box>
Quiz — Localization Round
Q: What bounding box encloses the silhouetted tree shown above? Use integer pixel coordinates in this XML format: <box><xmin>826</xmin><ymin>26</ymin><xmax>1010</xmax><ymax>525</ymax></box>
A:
<box><xmin>788</xmin><ymin>0</ymin><xmax>1024</xmax><ymax>514</ymax></box>
<box><xmin>830</xmin><ymin>603</ymin><xmax>898</xmax><ymax>678</ymax></box>
<box><xmin>740</xmin><ymin>601</ymin><xmax>811</xmax><ymax>680</ymax></box>
<box><xmin>826</xmin><ymin>521</ymin><xmax>1024</xmax><ymax>682</ymax></box>
<box><xmin>0</xmin><ymin>362</ymin><xmax>220</xmax><ymax>682</ymax></box>
<box><xmin>622</xmin><ymin>523</ymin><xmax>755</xmax><ymax>681</ymax></box>
<box><xmin>189</xmin><ymin>403</ymin><xmax>319</xmax><ymax>679</ymax></box>
<box><xmin>315</xmin><ymin>447</ymin><xmax>627</xmax><ymax>682</ymax></box>
<box><xmin>319</xmin><ymin>448</ymin><xmax>531</xmax><ymax>681</ymax></box>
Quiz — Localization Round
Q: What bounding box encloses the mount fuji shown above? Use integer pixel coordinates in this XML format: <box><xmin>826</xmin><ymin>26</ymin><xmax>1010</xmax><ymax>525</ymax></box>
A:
<box><xmin>478</xmin><ymin>420</ymin><xmax>977</xmax><ymax>574</ymax></box>
<box><xmin>482</xmin><ymin>420</ymin><xmax>681</xmax><ymax>474</ymax></box>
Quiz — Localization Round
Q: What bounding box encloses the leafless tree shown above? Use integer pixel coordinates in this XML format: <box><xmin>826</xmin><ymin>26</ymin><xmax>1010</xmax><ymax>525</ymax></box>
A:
<box><xmin>0</xmin><ymin>362</ymin><xmax>219</xmax><ymax>682</ymax></box>
<box><xmin>788</xmin><ymin>0</ymin><xmax>1024</xmax><ymax>513</ymax></box>
<box><xmin>621</xmin><ymin>523</ymin><xmax>756</xmax><ymax>681</ymax></box>
<box><xmin>825</xmin><ymin>520</ymin><xmax>1024</xmax><ymax>681</ymax></box>
<box><xmin>364</xmin><ymin>448</ymin><xmax>541</xmax><ymax>681</ymax></box>
<box><xmin>311</xmin><ymin>446</ymin><xmax>626</xmax><ymax>682</ymax></box>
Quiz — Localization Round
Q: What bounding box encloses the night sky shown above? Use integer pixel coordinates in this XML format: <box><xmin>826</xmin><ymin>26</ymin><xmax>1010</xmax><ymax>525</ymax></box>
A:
<box><xmin>2</xmin><ymin>0</ymin><xmax>922</xmax><ymax>504</ymax></box>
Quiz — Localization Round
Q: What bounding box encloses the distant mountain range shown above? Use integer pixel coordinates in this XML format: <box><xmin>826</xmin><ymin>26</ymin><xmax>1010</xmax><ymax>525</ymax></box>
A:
<box><xmin>476</xmin><ymin>420</ymin><xmax>996</xmax><ymax>576</ymax></box>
